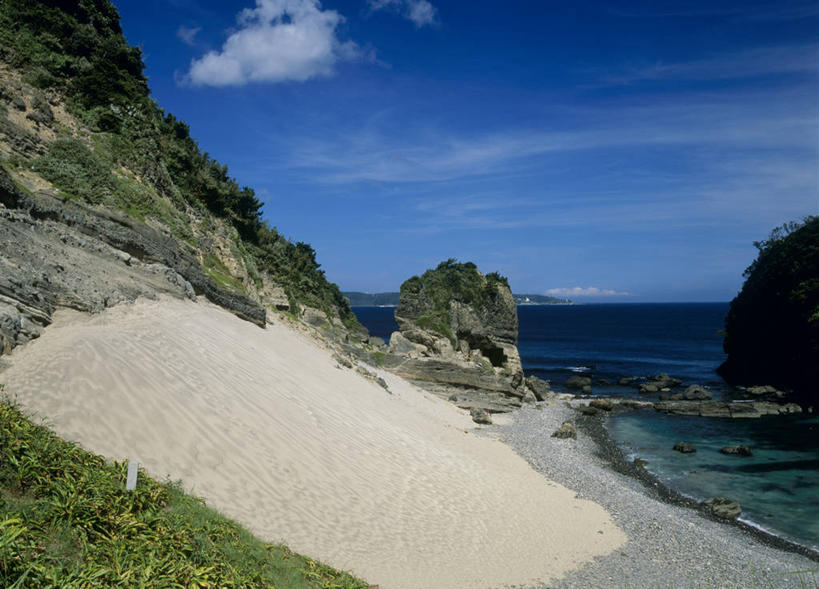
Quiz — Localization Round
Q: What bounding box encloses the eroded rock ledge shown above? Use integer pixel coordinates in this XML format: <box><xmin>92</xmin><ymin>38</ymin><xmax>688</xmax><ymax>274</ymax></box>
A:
<box><xmin>0</xmin><ymin>167</ymin><xmax>265</xmax><ymax>356</ymax></box>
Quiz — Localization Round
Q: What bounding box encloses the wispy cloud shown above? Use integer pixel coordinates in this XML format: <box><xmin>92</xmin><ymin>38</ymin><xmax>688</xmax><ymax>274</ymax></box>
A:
<box><xmin>283</xmin><ymin>87</ymin><xmax>817</xmax><ymax>184</ymax></box>
<box><xmin>600</xmin><ymin>43</ymin><xmax>819</xmax><ymax>86</ymax></box>
<box><xmin>176</xmin><ymin>25</ymin><xmax>201</xmax><ymax>46</ymax></box>
<box><xmin>184</xmin><ymin>0</ymin><xmax>370</xmax><ymax>86</ymax></box>
<box><xmin>545</xmin><ymin>287</ymin><xmax>629</xmax><ymax>297</ymax></box>
<box><xmin>368</xmin><ymin>0</ymin><xmax>438</xmax><ymax>27</ymax></box>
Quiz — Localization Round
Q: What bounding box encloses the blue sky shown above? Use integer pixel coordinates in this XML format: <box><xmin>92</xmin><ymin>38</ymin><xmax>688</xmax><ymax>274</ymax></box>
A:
<box><xmin>117</xmin><ymin>0</ymin><xmax>818</xmax><ymax>301</ymax></box>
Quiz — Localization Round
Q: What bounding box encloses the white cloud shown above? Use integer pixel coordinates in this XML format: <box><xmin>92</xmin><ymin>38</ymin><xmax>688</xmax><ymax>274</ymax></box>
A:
<box><xmin>177</xmin><ymin>26</ymin><xmax>202</xmax><ymax>46</ymax></box>
<box><xmin>368</xmin><ymin>0</ymin><xmax>438</xmax><ymax>27</ymax></box>
<box><xmin>545</xmin><ymin>287</ymin><xmax>629</xmax><ymax>297</ymax></box>
<box><xmin>185</xmin><ymin>0</ymin><xmax>366</xmax><ymax>86</ymax></box>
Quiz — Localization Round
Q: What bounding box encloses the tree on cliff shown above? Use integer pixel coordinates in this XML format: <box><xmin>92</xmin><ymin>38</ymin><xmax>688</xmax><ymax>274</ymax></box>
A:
<box><xmin>718</xmin><ymin>216</ymin><xmax>819</xmax><ymax>401</ymax></box>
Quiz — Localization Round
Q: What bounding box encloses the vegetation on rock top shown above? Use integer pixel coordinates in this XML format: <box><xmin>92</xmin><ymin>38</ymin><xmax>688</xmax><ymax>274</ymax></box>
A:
<box><xmin>0</xmin><ymin>398</ymin><xmax>367</xmax><ymax>588</ymax></box>
<box><xmin>398</xmin><ymin>259</ymin><xmax>510</xmax><ymax>341</ymax></box>
<box><xmin>0</xmin><ymin>0</ymin><xmax>357</xmax><ymax>326</ymax></box>
<box><xmin>718</xmin><ymin>216</ymin><xmax>819</xmax><ymax>401</ymax></box>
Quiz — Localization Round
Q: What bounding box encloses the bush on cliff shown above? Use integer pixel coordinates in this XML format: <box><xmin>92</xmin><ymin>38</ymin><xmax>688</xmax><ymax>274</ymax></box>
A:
<box><xmin>398</xmin><ymin>259</ymin><xmax>510</xmax><ymax>341</ymax></box>
<box><xmin>718</xmin><ymin>217</ymin><xmax>819</xmax><ymax>401</ymax></box>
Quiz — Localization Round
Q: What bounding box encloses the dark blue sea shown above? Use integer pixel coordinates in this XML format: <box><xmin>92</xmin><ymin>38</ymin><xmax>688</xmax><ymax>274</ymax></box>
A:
<box><xmin>351</xmin><ymin>303</ymin><xmax>819</xmax><ymax>551</ymax></box>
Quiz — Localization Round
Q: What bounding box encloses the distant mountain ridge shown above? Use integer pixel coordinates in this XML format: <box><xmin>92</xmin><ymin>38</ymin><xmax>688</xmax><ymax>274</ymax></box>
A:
<box><xmin>344</xmin><ymin>292</ymin><xmax>572</xmax><ymax>306</ymax></box>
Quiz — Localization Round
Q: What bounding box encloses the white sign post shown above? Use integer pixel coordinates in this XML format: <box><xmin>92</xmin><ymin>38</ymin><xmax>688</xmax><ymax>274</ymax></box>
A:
<box><xmin>126</xmin><ymin>459</ymin><xmax>139</xmax><ymax>491</ymax></box>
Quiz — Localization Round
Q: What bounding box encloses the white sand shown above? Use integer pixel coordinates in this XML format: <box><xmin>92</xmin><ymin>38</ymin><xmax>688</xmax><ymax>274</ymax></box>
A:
<box><xmin>1</xmin><ymin>297</ymin><xmax>626</xmax><ymax>588</ymax></box>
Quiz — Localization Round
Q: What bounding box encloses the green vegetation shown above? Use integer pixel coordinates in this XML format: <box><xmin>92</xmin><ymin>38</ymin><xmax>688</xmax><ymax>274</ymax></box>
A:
<box><xmin>0</xmin><ymin>399</ymin><xmax>367</xmax><ymax>588</ymax></box>
<box><xmin>0</xmin><ymin>0</ymin><xmax>358</xmax><ymax>327</ymax></box>
<box><xmin>399</xmin><ymin>259</ymin><xmax>509</xmax><ymax>341</ymax></box>
<box><xmin>718</xmin><ymin>217</ymin><xmax>819</xmax><ymax>402</ymax></box>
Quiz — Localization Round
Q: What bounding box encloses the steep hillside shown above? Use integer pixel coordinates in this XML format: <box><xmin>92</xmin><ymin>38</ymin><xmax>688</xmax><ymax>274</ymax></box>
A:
<box><xmin>0</xmin><ymin>0</ymin><xmax>358</xmax><ymax>353</ymax></box>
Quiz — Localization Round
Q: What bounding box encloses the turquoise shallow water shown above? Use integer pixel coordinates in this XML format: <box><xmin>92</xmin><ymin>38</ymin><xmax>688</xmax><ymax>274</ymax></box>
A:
<box><xmin>608</xmin><ymin>411</ymin><xmax>819</xmax><ymax>550</ymax></box>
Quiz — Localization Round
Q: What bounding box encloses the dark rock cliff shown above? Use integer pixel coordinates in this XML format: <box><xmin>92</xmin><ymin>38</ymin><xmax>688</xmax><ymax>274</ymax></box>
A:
<box><xmin>717</xmin><ymin>217</ymin><xmax>818</xmax><ymax>403</ymax></box>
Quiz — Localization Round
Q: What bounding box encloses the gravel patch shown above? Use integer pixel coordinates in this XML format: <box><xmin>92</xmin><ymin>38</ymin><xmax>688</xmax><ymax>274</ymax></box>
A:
<box><xmin>495</xmin><ymin>403</ymin><xmax>819</xmax><ymax>589</ymax></box>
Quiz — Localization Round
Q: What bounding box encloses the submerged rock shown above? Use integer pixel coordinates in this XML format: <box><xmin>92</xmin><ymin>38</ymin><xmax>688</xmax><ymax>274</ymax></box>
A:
<box><xmin>673</xmin><ymin>442</ymin><xmax>697</xmax><ymax>453</ymax></box>
<box><xmin>702</xmin><ymin>497</ymin><xmax>742</xmax><ymax>520</ymax></box>
<box><xmin>720</xmin><ymin>445</ymin><xmax>752</xmax><ymax>457</ymax></box>
<box><xmin>566</xmin><ymin>375</ymin><xmax>592</xmax><ymax>390</ymax></box>
<box><xmin>682</xmin><ymin>385</ymin><xmax>712</xmax><ymax>400</ymax></box>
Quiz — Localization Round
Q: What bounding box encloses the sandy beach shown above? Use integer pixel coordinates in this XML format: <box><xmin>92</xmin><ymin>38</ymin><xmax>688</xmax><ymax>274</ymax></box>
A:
<box><xmin>0</xmin><ymin>296</ymin><xmax>625</xmax><ymax>589</ymax></box>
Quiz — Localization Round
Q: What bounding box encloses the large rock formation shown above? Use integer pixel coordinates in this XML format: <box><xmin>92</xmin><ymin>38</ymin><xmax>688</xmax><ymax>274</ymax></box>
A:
<box><xmin>384</xmin><ymin>260</ymin><xmax>526</xmax><ymax>411</ymax></box>
<box><xmin>718</xmin><ymin>217</ymin><xmax>818</xmax><ymax>403</ymax></box>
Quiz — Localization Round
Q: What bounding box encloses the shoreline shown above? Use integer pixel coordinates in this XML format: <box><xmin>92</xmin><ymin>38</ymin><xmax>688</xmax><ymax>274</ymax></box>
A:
<box><xmin>578</xmin><ymin>408</ymin><xmax>819</xmax><ymax>563</ymax></box>
<box><xmin>497</xmin><ymin>403</ymin><xmax>819</xmax><ymax>588</ymax></box>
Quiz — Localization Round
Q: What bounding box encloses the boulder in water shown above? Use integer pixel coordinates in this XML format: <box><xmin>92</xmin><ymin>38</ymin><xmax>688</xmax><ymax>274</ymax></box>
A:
<box><xmin>589</xmin><ymin>398</ymin><xmax>614</xmax><ymax>411</ymax></box>
<box><xmin>683</xmin><ymin>385</ymin><xmax>712</xmax><ymax>400</ymax></box>
<box><xmin>673</xmin><ymin>442</ymin><xmax>697</xmax><ymax>453</ymax></box>
<box><xmin>720</xmin><ymin>445</ymin><xmax>752</xmax><ymax>457</ymax></box>
<box><xmin>566</xmin><ymin>375</ymin><xmax>592</xmax><ymax>390</ymax></box>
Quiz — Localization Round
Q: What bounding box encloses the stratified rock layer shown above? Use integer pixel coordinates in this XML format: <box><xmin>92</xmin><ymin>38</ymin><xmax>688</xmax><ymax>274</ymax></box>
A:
<box><xmin>0</xmin><ymin>167</ymin><xmax>266</xmax><ymax>355</ymax></box>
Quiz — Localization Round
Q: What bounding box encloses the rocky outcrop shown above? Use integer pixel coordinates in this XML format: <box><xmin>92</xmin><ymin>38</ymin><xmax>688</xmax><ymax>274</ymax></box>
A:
<box><xmin>552</xmin><ymin>422</ymin><xmax>577</xmax><ymax>439</ymax></box>
<box><xmin>638</xmin><ymin>373</ymin><xmax>683</xmax><ymax>394</ymax></box>
<box><xmin>0</xmin><ymin>167</ymin><xmax>267</xmax><ymax>356</ymax></box>
<box><xmin>702</xmin><ymin>497</ymin><xmax>742</xmax><ymax>520</ymax></box>
<box><xmin>525</xmin><ymin>375</ymin><xmax>553</xmax><ymax>401</ymax></box>
<box><xmin>385</xmin><ymin>261</ymin><xmax>525</xmax><ymax>411</ymax></box>
<box><xmin>589</xmin><ymin>398</ymin><xmax>614</xmax><ymax>411</ymax></box>
<box><xmin>470</xmin><ymin>408</ymin><xmax>492</xmax><ymax>425</ymax></box>
<box><xmin>654</xmin><ymin>399</ymin><xmax>802</xmax><ymax>418</ymax></box>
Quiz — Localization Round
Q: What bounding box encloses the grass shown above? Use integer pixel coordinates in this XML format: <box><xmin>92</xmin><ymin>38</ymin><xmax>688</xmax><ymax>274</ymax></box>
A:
<box><xmin>203</xmin><ymin>254</ymin><xmax>246</xmax><ymax>294</ymax></box>
<box><xmin>0</xmin><ymin>398</ymin><xmax>368</xmax><ymax>588</ymax></box>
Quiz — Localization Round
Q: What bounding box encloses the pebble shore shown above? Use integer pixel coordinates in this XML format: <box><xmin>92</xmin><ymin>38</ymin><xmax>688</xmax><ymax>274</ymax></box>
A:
<box><xmin>497</xmin><ymin>404</ymin><xmax>819</xmax><ymax>589</ymax></box>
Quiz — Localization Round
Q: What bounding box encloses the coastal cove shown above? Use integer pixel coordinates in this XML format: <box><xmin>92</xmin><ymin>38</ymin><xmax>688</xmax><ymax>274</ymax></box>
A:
<box><xmin>352</xmin><ymin>303</ymin><xmax>819</xmax><ymax>555</ymax></box>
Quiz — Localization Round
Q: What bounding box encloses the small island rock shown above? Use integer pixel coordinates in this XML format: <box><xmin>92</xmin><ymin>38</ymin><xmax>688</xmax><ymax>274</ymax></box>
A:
<box><xmin>720</xmin><ymin>445</ymin><xmax>752</xmax><ymax>457</ymax></box>
<box><xmin>673</xmin><ymin>442</ymin><xmax>697</xmax><ymax>453</ymax></box>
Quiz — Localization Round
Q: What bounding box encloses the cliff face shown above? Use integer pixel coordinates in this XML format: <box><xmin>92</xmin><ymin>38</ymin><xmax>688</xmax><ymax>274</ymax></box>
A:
<box><xmin>385</xmin><ymin>260</ymin><xmax>526</xmax><ymax>409</ymax></box>
<box><xmin>0</xmin><ymin>0</ymin><xmax>359</xmax><ymax>356</ymax></box>
<box><xmin>718</xmin><ymin>217</ymin><xmax>819</xmax><ymax>402</ymax></box>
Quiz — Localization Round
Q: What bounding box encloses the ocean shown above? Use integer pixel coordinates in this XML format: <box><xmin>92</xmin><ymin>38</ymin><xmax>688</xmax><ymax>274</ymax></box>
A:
<box><xmin>351</xmin><ymin>303</ymin><xmax>819</xmax><ymax>552</ymax></box>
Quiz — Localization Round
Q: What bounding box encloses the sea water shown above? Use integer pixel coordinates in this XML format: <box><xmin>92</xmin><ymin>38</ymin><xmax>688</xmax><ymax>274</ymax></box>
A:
<box><xmin>351</xmin><ymin>303</ymin><xmax>819</xmax><ymax>550</ymax></box>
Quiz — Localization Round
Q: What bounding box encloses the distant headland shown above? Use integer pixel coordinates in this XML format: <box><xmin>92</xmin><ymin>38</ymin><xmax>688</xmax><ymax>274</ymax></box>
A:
<box><xmin>344</xmin><ymin>291</ymin><xmax>573</xmax><ymax>306</ymax></box>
